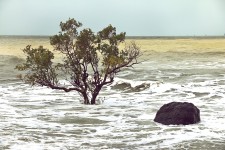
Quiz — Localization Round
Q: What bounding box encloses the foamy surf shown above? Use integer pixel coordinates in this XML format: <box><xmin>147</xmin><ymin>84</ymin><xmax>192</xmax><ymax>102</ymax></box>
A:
<box><xmin>1</xmin><ymin>73</ymin><xmax>225</xmax><ymax>149</ymax></box>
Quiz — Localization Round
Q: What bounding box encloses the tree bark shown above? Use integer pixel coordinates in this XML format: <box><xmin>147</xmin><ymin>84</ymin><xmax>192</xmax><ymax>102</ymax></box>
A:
<box><xmin>82</xmin><ymin>92</ymin><xmax>90</xmax><ymax>104</ymax></box>
<box><xmin>91</xmin><ymin>86</ymin><xmax>101</xmax><ymax>104</ymax></box>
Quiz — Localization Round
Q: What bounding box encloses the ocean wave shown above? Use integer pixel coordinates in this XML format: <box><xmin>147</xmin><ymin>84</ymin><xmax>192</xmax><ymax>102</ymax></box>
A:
<box><xmin>163</xmin><ymin>50</ymin><xmax>223</xmax><ymax>59</ymax></box>
<box><xmin>0</xmin><ymin>55</ymin><xmax>24</xmax><ymax>65</ymax></box>
<box><xmin>109</xmin><ymin>78</ymin><xmax>162</xmax><ymax>93</ymax></box>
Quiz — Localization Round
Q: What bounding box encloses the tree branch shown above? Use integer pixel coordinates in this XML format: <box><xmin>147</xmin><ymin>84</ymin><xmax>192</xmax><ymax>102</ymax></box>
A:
<box><xmin>37</xmin><ymin>81</ymin><xmax>82</xmax><ymax>93</ymax></box>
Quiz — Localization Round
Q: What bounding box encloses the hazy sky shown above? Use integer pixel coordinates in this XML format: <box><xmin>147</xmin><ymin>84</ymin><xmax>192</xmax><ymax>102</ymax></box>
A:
<box><xmin>0</xmin><ymin>0</ymin><xmax>225</xmax><ymax>36</ymax></box>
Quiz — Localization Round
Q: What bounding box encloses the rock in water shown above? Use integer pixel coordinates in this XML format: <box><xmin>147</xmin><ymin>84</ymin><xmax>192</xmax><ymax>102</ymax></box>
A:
<box><xmin>154</xmin><ymin>102</ymin><xmax>200</xmax><ymax>125</ymax></box>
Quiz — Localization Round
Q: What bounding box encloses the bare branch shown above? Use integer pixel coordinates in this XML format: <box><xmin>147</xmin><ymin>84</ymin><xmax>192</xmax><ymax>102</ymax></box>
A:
<box><xmin>37</xmin><ymin>81</ymin><xmax>82</xmax><ymax>93</ymax></box>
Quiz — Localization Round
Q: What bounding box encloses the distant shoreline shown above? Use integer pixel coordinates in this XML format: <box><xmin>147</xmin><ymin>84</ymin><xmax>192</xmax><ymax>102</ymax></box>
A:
<box><xmin>0</xmin><ymin>35</ymin><xmax>225</xmax><ymax>39</ymax></box>
<box><xmin>126</xmin><ymin>36</ymin><xmax>225</xmax><ymax>39</ymax></box>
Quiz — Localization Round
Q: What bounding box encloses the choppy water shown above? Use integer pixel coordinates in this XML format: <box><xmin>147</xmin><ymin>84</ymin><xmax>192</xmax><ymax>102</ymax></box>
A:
<box><xmin>1</xmin><ymin>36</ymin><xmax>225</xmax><ymax>149</ymax></box>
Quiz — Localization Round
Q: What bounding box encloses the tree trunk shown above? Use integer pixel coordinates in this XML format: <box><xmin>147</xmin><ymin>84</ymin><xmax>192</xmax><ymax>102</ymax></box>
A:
<box><xmin>91</xmin><ymin>87</ymin><xmax>101</xmax><ymax>104</ymax></box>
<box><xmin>82</xmin><ymin>92</ymin><xmax>90</xmax><ymax>104</ymax></box>
<box><xmin>91</xmin><ymin>93</ymin><xmax>97</xmax><ymax>104</ymax></box>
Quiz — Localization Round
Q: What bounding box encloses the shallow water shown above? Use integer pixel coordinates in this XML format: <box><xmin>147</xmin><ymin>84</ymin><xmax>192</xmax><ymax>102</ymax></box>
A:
<box><xmin>0</xmin><ymin>36</ymin><xmax>225</xmax><ymax>149</ymax></box>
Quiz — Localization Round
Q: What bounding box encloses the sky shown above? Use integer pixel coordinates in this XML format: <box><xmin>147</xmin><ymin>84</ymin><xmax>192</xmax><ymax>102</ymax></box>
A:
<box><xmin>0</xmin><ymin>0</ymin><xmax>225</xmax><ymax>36</ymax></box>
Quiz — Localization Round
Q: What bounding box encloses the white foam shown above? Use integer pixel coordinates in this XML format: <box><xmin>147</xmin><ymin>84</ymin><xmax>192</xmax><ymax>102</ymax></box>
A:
<box><xmin>1</xmin><ymin>62</ymin><xmax>225</xmax><ymax>149</ymax></box>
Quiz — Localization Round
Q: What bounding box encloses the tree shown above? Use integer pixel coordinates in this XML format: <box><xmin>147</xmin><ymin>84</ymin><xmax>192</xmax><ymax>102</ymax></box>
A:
<box><xmin>16</xmin><ymin>18</ymin><xmax>140</xmax><ymax>104</ymax></box>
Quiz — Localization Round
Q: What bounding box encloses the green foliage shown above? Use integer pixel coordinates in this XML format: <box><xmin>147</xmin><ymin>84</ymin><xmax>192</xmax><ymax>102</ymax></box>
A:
<box><xmin>16</xmin><ymin>18</ymin><xmax>140</xmax><ymax>105</ymax></box>
<box><xmin>16</xmin><ymin>45</ymin><xmax>58</xmax><ymax>86</ymax></box>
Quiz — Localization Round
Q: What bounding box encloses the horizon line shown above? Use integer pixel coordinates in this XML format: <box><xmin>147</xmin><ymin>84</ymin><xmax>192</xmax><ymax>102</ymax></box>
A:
<box><xmin>0</xmin><ymin>35</ymin><xmax>225</xmax><ymax>39</ymax></box>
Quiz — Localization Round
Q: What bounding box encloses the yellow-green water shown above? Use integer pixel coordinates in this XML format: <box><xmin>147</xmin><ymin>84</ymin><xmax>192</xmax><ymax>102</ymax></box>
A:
<box><xmin>1</xmin><ymin>36</ymin><xmax>225</xmax><ymax>56</ymax></box>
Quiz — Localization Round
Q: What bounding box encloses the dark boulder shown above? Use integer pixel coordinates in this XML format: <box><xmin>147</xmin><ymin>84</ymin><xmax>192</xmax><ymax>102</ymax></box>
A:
<box><xmin>154</xmin><ymin>102</ymin><xmax>200</xmax><ymax>125</ymax></box>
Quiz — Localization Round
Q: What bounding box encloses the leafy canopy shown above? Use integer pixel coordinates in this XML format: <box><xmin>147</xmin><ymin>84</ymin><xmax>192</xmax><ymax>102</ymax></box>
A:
<box><xmin>16</xmin><ymin>18</ymin><xmax>140</xmax><ymax>104</ymax></box>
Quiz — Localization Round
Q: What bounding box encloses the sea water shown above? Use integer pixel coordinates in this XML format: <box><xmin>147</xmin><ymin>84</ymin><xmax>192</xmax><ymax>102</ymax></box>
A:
<box><xmin>0</xmin><ymin>36</ymin><xmax>225</xmax><ymax>149</ymax></box>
